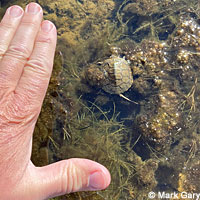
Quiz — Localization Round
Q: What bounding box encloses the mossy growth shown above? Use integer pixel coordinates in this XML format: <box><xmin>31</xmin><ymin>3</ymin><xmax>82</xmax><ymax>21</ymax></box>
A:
<box><xmin>48</xmin><ymin>101</ymin><xmax>136</xmax><ymax>199</ymax></box>
<box><xmin>31</xmin><ymin>51</ymin><xmax>63</xmax><ymax>166</ymax></box>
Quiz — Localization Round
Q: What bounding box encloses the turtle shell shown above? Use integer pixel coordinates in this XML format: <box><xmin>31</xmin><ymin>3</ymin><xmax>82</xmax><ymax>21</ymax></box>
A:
<box><xmin>102</xmin><ymin>56</ymin><xmax>133</xmax><ymax>94</ymax></box>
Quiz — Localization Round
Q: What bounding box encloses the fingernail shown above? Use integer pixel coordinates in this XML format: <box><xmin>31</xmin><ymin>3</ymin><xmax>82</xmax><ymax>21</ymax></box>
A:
<box><xmin>8</xmin><ymin>6</ymin><xmax>23</xmax><ymax>17</ymax></box>
<box><xmin>89</xmin><ymin>171</ymin><xmax>106</xmax><ymax>189</ymax></box>
<box><xmin>25</xmin><ymin>3</ymin><xmax>41</xmax><ymax>14</ymax></box>
<box><xmin>41</xmin><ymin>20</ymin><xmax>54</xmax><ymax>33</ymax></box>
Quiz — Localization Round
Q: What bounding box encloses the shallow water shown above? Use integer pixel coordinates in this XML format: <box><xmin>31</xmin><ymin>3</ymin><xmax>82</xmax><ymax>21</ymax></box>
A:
<box><xmin>1</xmin><ymin>0</ymin><xmax>200</xmax><ymax>199</ymax></box>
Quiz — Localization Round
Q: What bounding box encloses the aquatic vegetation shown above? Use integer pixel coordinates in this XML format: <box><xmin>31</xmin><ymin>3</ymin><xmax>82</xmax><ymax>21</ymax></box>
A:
<box><xmin>35</xmin><ymin>0</ymin><xmax>200</xmax><ymax>198</ymax></box>
<box><xmin>37</xmin><ymin>0</ymin><xmax>116</xmax><ymax>46</ymax></box>
<box><xmin>116</xmin><ymin>0</ymin><xmax>199</xmax><ymax>42</ymax></box>
<box><xmin>49</xmin><ymin>102</ymin><xmax>137</xmax><ymax>199</ymax></box>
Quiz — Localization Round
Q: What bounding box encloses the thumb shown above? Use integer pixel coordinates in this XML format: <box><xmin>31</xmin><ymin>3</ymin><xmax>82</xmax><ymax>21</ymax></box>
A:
<box><xmin>27</xmin><ymin>158</ymin><xmax>111</xmax><ymax>200</ymax></box>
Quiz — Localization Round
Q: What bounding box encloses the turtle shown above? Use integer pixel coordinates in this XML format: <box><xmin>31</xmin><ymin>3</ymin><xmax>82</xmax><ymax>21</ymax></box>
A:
<box><xmin>86</xmin><ymin>54</ymin><xmax>137</xmax><ymax>103</ymax></box>
<box><xmin>101</xmin><ymin>55</ymin><xmax>133</xmax><ymax>94</ymax></box>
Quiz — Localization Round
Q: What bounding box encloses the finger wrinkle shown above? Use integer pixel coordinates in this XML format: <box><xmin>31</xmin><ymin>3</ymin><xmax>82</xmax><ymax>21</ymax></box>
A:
<box><xmin>6</xmin><ymin>44</ymin><xmax>31</xmax><ymax>61</ymax></box>
<box><xmin>16</xmin><ymin>75</ymin><xmax>49</xmax><ymax>104</ymax></box>
<box><xmin>0</xmin><ymin>95</ymin><xmax>34</xmax><ymax>126</ymax></box>
<box><xmin>0</xmin><ymin>46</ymin><xmax>7</xmax><ymax>54</ymax></box>
<box><xmin>0</xmin><ymin>52</ymin><xmax>4</xmax><ymax>59</ymax></box>
<box><xmin>0</xmin><ymin>21</ymin><xmax>16</xmax><ymax>30</ymax></box>
<box><xmin>26</xmin><ymin>58</ymin><xmax>53</xmax><ymax>76</ymax></box>
<box><xmin>20</xmin><ymin>11</ymin><xmax>43</xmax><ymax>27</ymax></box>
<box><xmin>0</xmin><ymin>54</ymin><xmax>26</xmax><ymax>78</ymax></box>
<box><xmin>19</xmin><ymin>19</ymin><xmax>40</xmax><ymax>30</ymax></box>
<box><xmin>36</xmin><ymin>36</ymin><xmax>53</xmax><ymax>44</ymax></box>
<box><xmin>60</xmin><ymin>160</ymin><xmax>85</xmax><ymax>193</ymax></box>
<box><xmin>3</xmin><ymin>59</ymin><xmax>27</xmax><ymax>82</ymax></box>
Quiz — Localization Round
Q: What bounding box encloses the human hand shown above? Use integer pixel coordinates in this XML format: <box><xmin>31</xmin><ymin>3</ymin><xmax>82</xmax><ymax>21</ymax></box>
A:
<box><xmin>0</xmin><ymin>2</ymin><xmax>111</xmax><ymax>200</ymax></box>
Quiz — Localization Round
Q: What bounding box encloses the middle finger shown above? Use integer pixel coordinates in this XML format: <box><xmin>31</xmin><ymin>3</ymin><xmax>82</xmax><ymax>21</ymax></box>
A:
<box><xmin>0</xmin><ymin>2</ymin><xmax>43</xmax><ymax>88</ymax></box>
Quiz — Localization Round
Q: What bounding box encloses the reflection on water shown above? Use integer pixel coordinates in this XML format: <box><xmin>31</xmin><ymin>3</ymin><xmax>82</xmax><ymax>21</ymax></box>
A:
<box><xmin>1</xmin><ymin>0</ymin><xmax>200</xmax><ymax>199</ymax></box>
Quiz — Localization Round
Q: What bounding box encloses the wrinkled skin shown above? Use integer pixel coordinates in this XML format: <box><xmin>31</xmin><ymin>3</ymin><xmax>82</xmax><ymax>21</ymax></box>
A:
<box><xmin>0</xmin><ymin>3</ymin><xmax>110</xmax><ymax>200</ymax></box>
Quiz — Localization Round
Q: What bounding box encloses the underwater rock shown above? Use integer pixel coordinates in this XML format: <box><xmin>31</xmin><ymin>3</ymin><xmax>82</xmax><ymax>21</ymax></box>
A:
<box><xmin>136</xmin><ymin>159</ymin><xmax>158</xmax><ymax>187</ymax></box>
<box><xmin>122</xmin><ymin>0</ymin><xmax>159</xmax><ymax>16</ymax></box>
<box><xmin>121</xmin><ymin>0</ymin><xmax>177</xmax><ymax>17</ymax></box>
<box><xmin>178</xmin><ymin>160</ymin><xmax>200</xmax><ymax>193</ymax></box>
<box><xmin>171</xmin><ymin>17</ymin><xmax>200</xmax><ymax>82</ymax></box>
<box><xmin>136</xmin><ymin>86</ymin><xmax>181</xmax><ymax>149</ymax></box>
<box><xmin>85</xmin><ymin>64</ymin><xmax>106</xmax><ymax>88</ymax></box>
<box><xmin>161</xmin><ymin>135</ymin><xmax>200</xmax><ymax>192</ymax></box>
<box><xmin>126</xmin><ymin>153</ymin><xmax>159</xmax><ymax>199</ymax></box>
<box><xmin>120</xmin><ymin>40</ymin><xmax>169</xmax><ymax>96</ymax></box>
